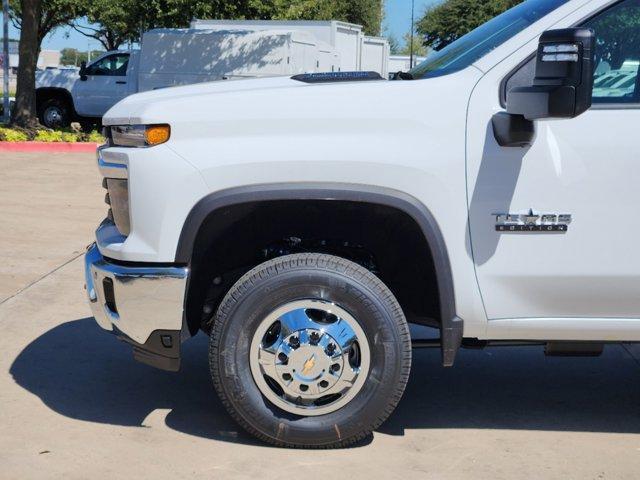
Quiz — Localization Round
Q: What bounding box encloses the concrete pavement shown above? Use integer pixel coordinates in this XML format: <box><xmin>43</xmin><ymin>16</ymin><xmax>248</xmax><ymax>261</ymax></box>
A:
<box><xmin>1</xmin><ymin>152</ymin><xmax>640</xmax><ymax>479</ymax></box>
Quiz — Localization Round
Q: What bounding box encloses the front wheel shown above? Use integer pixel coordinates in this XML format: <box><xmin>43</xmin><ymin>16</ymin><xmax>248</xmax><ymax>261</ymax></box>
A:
<box><xmin>209</xmin><ymin>253</ymin><xmax>411</xmax><ymax>448</ymax></box>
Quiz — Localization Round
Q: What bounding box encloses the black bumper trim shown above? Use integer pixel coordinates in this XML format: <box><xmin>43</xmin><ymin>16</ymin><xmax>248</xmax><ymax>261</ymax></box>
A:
<box><xmin>117</xmin><ymin>329</ymin><xmax>181</xmax><ymax>372</ymax></box>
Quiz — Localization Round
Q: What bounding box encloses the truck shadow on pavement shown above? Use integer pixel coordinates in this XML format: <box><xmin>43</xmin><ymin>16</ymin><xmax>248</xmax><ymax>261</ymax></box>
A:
<box><xmin>10</xmin><ymin>317</ymin><xmax>640</xmax><ymax>447</ymax></box>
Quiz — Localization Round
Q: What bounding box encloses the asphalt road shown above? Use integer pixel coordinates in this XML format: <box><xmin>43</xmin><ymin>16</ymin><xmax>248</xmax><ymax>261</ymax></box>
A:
<box><xmin>1</xmin><ymin>152</ymin><xmax>640</xmax><ymax>479</ymax></box>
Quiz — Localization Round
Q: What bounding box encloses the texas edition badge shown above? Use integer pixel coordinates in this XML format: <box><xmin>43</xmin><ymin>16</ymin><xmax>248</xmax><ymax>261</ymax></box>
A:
<box><xmin>495</xmin><ymin>209</ymin><xmax>572</xmax><ymax>232</ymax></box>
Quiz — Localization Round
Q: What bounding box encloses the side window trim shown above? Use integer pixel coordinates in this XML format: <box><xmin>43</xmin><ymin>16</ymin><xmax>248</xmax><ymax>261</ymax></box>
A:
<box><xmin>500</xmin><ymin>0</ymin><xmax>640</xmax><ymax>110</ymax></box>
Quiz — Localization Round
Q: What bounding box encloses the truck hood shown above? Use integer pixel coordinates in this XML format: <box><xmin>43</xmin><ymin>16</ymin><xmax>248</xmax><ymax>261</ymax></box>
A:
<box><xmin>103</xmin><ymin>69</ymin><xmax>482</xmax><ymax>154</ymax></box>
<box><xmin>103</xmin><ymin>76</ymin><xmax>313</xmax><ymax>125</ymax></box>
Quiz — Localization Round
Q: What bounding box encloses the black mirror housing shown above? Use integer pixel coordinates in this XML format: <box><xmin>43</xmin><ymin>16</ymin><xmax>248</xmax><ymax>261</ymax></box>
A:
<box><xmin>79</xmin><ymin>61</ymin><xmax>88</xmax><ymax>80</ymax></box>
<box><xmin>507</xmin><ymin>28</ymin><xmax>595</xmax><ymax>120</ymax></box>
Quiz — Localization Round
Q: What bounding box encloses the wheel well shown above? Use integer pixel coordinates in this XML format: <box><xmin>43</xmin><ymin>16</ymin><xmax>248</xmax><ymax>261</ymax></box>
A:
<box><xmin>184</xmin><ymin>199</ymin><xmax>445</xmax><ymax>337</ymax></box>
<box><xmin>36</xmin><ymin>88</ymin><xmax>75</xmax><ymax>115</ymax></box>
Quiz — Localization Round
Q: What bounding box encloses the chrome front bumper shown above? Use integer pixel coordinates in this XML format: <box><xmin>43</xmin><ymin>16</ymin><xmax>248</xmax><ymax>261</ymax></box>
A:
<box><xmin>84</xmin><ymin>243</ymin><xmax>189</xmax><ymax>370</ymax></box>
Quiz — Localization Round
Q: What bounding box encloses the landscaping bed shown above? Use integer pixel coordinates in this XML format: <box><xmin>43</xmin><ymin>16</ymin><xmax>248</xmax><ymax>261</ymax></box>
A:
<box><xmin>0</xmin><ymin>126</ymin><xmax>104</xmax><ymax>143</ymax></box>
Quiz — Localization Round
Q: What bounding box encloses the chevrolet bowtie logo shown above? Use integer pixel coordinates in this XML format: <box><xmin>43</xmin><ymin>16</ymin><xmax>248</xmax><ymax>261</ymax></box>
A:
<box><xmin>301</xmin><ymin>354</ymin><xmax>316</xmax><ymax>375</ymax></box>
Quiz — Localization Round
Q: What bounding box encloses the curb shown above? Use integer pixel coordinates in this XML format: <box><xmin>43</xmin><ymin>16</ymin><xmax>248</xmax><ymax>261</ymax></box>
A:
<box><xmin>0</xmin><ymin>142</ymin><xmax>99</xmax><ymax>153</ymax></box>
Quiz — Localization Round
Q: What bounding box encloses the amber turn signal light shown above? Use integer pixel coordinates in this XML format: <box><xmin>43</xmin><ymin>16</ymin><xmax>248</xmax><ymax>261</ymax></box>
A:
<box><xmin>144</xmin><ymin>125</ymin><xmax>171</xmax><ymax>146</ymax></box>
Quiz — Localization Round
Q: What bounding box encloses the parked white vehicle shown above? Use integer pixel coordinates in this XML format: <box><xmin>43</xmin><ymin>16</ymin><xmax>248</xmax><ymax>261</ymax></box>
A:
<box><xmin>191</xmin><ymin>19</ymin><xmax>390</xmax><ymax>76</ymax></box>
<box><xmin>85</xmin><ymin>0</ymin><xmax>640</xmax><ymax>448</ymax></box>
<box><xmin>34</xmin><ymin>28</ymin><xmax>339</xmax><ymax>128</ymax></box>
<box><xmin>388</xmin><ymin>55</ymin><xmax>428</xmax><ymax>76</ymax></box>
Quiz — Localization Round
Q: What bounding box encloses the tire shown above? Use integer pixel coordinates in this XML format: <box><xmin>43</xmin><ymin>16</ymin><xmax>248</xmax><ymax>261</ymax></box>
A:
<box><xmin>38</xmin><ymin>97</ymin><xmax>71</xmax><ymax>128</ymax></box>
<box><xmin>209</xmin><ymin>253</ymin><xmax>411</xmax><ymax>448</ymax></box>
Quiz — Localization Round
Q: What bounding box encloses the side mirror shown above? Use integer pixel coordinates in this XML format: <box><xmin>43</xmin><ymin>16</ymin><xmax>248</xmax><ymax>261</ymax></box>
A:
<box><xmin>494</xmin><ymin>28</ymin><xmax>595</xmax><ymax>147</ymax></box>
<box><xmin>507</xmin><ymin>28</ymin><xmax>595</xmax><ymax>120</ymax></box>
<box><xmin>79</xmin><ymin>61</ymin><xmax>88</xmax><ymax>81</ymax></box>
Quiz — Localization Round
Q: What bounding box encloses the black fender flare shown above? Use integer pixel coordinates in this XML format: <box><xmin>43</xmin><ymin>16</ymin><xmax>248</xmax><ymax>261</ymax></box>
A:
<box><xmin>176</xmin><ymin>183</ymin><xmax>463</xmax><ymax>366</ymax></box>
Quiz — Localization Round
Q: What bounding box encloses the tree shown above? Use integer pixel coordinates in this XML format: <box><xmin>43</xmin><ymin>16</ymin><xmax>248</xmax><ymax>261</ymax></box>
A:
<box><xmin>11</xmin><ymin>0</ymin><xmax>41</xmax><ymax>127</ymax></box>
<box><xmin>584</xmin><ymin>1</ymin><xmax>640</xmax><ymax>70</ymax></box>
<box><xmin>72</xmin><ymin>0</ymin><xmax>242</xmax><ymax>50</ymax></box>
<box><xmin>273</xmin><ymin>0</ymin><xmax>383</xmax><ymax>36</ymax></box>
<box><xmin>10</xmin><ymin>0</ymin><xmax>83</xmax><ymax>126</ymax></box>
<box><xmin>416</xmin><ymin>0</ymin><xmax>520</xmax><ymax>51</ymax></box>
<box><xmin>72</xmin><ymin>0</ymin><xmax>384</xmax><ymax>52</ymax></box>
<box><xmin>399</xmin><ymin>31</ymin><xmax>428</xmax><ymax>57</ymax></box>
<box><xmin>387</xmin><ymin>34</ymin><xmax>400</xmax><ymax>55</ymax></box>
<box><xmin>60</xmin><ymin>47</ymin><xmax>104</xmax><ymax>66</ymax></box>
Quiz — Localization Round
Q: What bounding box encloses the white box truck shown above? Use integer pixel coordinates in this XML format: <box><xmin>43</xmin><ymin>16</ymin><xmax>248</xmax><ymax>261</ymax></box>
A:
<box><xmin>191</xmin><ymin>19</ymin><xmax>389</xmax><ymax>76</ymax></box>
<box><xmin>360</xmin><ymin>36</ymin><xmax>390</xmax><ymax>77</ymax></box>
<box><xmin>34</xmin><ymin>28</ymin><xmax>336</xmax><ymax>128</ymax></box>
<box><xmin>388</xmin><ymin>55</ymin><xmax>428</xmax><ymax>76</ymax></box>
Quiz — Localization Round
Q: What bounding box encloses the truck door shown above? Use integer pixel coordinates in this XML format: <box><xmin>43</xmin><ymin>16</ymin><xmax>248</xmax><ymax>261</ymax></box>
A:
<box><xmin>73</xmin><ymin>53</ymin><xmax>131</xmax><ymax>117</ymax></box>
<box><xmin>467</xmin><ymin>0</ymin><xmax>640</xmax><ymax>320</ymax></box>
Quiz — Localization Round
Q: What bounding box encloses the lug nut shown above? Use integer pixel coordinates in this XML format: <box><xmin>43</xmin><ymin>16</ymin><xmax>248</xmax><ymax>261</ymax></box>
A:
<box><xmin>282</xmin><ymin>373</ymin><xmax>292</xmax><ymax>381</ymax></box>
<box><xmin>331</xmin><ymin>363</ymin><xmax>341</xmax><ymax>372</ymax></box>
<box><xmin>319</xmin><ymin>380</ymin><xmax>329</xmax><ymax>388</ymax></box>
<box><xmin>289</xmin><ymin>336</ymin><xmax>300</xmax><ymax>348</ymax></box>
<box><xmin>278</xmin><ymin>352</ymin><xmax>288</xmax><ymax>363</ymax></box>
<box><xmin>326</xmin><ymin>343</ymin><xmax>336</xmax><ymax>354</ymax></box>
<box><xmin>309</xmin><ymin>331</ymin><xmax>320</xmax><ymax>344</ymax></box>
<box><xmin>299</xmin><ymin>384</ymin><xmax>309</xmax><ymax>392</ymax></box>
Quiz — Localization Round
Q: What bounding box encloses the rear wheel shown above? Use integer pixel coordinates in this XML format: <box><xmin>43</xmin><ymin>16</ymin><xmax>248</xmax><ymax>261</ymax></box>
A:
<box><xmin>209</xmin><ymin>253</ymin><xmax>411</xmax><ymax>448</ymax></box>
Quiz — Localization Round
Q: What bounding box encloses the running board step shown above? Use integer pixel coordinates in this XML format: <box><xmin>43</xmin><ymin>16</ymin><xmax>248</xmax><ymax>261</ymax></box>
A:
<box><xmin>544</xmin><ymin>342</ymin><xmax>604</xmax><ymax>357</ymax></box>
<box><xmin>411</xmin><ymin>339</ymin><xmax>605</xmax><ymax>357</ymax></box>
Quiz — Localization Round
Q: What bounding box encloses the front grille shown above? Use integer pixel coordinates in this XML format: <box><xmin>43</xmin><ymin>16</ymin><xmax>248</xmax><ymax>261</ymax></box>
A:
<box><xmin>102</xmin><ymin>126</ymin><xmax>113</xmax><ymax>147</ymax></box>
<box><xmin>103</xmin><ymin>178</ymin><xmax>130</xmax><ymax>236</ymax></box>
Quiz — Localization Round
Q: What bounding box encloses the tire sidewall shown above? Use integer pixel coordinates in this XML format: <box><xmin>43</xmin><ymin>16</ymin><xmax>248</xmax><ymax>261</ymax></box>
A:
<box><xmin>211</xmin><ymin>262</ymin><xmax>409</xmax><ymax>446</ymax></box>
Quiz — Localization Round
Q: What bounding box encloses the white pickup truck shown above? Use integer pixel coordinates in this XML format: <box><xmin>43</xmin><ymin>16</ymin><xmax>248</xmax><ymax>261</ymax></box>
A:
<box><xmin>84</xmin><ymin>0</ymin><xmax>640</xmax><ymax>448</ymax></box>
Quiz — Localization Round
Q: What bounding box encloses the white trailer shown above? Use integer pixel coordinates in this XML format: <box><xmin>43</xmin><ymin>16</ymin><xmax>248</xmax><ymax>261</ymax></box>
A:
<box><xmin>191</xmin><ymin>19</ymin><xmax>389</xmax><ymax>76</ymax></box>
<box><xmin>138</xmin><ymin>28</ymin><xmax>331</xmax><ymax>91</ymax></box>
<box><xmin>360</xmin><ymin>36</ymin><xmax>390</xmax><ymax>78</ymax></box>
<box><xmin>388</xmin><ymin>55</ymin><xmax>428</xmax><ymax>76</ymax></box>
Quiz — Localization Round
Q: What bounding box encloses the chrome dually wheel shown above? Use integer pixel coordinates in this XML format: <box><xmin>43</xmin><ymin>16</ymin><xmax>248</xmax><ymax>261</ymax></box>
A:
<box><xmin>209</xmin><ymin>253</ymin><xmax>411</xmax><ymax>448</ymax></box>
<box><xmin>250</xmin><ymin>299</ymin><xmax>370</xmax><ymax>416</ymax></box>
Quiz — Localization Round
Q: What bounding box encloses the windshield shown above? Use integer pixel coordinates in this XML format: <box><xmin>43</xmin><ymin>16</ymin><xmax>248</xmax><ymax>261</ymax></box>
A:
<box><xmin>408</xmin><ymin>0</ymin><xmax>570</xmax><ymax>79</ymax></box>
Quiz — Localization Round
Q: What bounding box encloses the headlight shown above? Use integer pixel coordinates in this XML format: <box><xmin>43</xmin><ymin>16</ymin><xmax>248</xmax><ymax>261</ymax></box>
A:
<box><xmin>110</xmin><ymin>124</ymin><xmax>170</xmax><ymax>147</ymax></box>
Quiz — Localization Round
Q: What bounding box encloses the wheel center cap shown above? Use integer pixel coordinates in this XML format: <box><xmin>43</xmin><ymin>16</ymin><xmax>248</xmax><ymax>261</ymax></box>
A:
<box><xmin>289</xmin><ymin>345</ymin><xmax>329</xmax><ymax>381</ymax></box>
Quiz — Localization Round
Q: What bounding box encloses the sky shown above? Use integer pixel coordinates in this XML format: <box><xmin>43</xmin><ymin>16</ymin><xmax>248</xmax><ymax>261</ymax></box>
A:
<box><xmin>5</xmin><ymin>0</ymin><xmax>440</xmax><ymax>52</ymax></box>
<box><xmin>384</xmin><ymin>0</ymin><xmax>440</xmax><ymax>43</ymax></box>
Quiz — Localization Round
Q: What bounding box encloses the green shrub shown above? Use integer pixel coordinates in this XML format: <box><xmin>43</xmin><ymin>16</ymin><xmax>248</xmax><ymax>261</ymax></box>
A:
<box><xmin>34</xmin><ymin>130</ymin><xmax>64</xmax><ymax>142</ymax></box>
<box><xmin>61</xmin><ymin>131</ymin><xmax>78</xmax><ymax>143</ymax></box>
<box><xmin>0</xmin><ymin>126</ymin><xmax>105</xmax><ymax>143</ymax></box>
<box><xmin>0</xmin><ymin>127</ymin><xmax>29</xmax><ymax>142</ymax></box>
<box><xmin>86</xmin><ymin>130</ymin><xmax>105</xmax><ymax>143</ymax></box>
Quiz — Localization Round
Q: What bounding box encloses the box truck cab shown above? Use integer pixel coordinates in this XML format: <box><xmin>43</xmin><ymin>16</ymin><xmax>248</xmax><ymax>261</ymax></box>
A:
<box><xmin>85</xmin><ymin>0</ymin><xmax>640</xmax><ymax>448</ymax></box>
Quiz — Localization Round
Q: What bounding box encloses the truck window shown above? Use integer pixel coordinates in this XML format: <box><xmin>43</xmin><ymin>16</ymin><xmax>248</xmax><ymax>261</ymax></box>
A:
<box><xmin>408</xmin><ymin>0</ymin><xmax>569</xmax><ymax>79</ymax></box>
<box><xmin>504</xmin><ymin>0</ymin><xmax>640</xmax><ymax>105</ymax></box>
<box><xmin>86</xmin><ymin>54</ymin><xmax>130</xmax><ymax>77</ymax></box>
<box><xmin>584</xmin><ymin>0</ymin><xmax>640</xmax><ymax>103</ymax></box>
